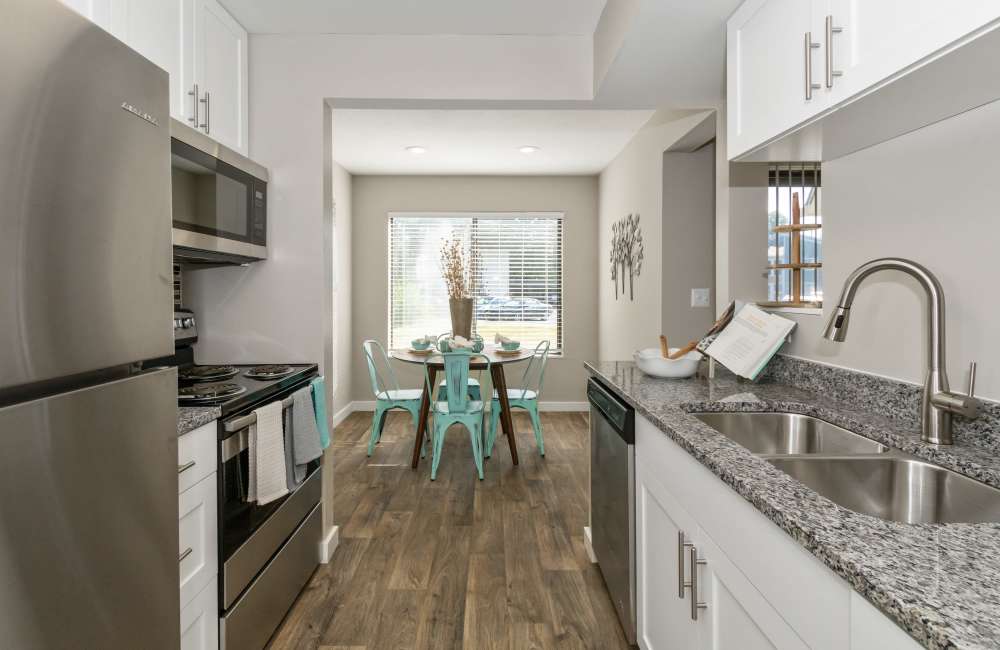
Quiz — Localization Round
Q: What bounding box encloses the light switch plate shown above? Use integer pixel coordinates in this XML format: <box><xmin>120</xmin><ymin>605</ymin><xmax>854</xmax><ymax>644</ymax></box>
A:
<box><xmin>691</xmin><ymin>288</ymin><xmax>711</xmax><ymax>308</ymax></box>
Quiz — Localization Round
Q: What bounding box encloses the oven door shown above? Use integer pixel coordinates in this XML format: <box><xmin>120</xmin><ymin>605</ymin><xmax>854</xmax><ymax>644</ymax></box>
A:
<box><xmin>220</xmin><ymin>418</ymin><xmax>321</xmax><ymax>609</ymax></box>
<box><xmin>171</xmin><ymin>138</ymin><xmax>266</xmax><ymax>261</ymax></box>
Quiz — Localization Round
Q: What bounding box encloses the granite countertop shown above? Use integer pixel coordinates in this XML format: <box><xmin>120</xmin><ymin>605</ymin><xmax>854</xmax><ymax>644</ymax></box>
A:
<box><xmin>178</xmin><ymin>406</ymin><xmax>221</xmax><ymax>436</ymax></box>
<box><xmin>586</xmin><ymin>360</ymin><xmax>1000</xmax><ymax>650</ymax></box>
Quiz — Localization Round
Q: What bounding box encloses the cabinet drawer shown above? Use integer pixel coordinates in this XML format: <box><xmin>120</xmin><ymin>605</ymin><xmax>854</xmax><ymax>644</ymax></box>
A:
<box><xmin>179</xmin><ymin>472</ymin><xmax>218</xmax><ymax>608</ymax></box>
<box><xmin>178</xmin><ymin>420</ymin><xmax>216</xmax><ymax>494</ymax></box>
<box><xmin>181</xmin><ymin>576</ymin><xmax>219</xmax><ymax>650</ymax></box>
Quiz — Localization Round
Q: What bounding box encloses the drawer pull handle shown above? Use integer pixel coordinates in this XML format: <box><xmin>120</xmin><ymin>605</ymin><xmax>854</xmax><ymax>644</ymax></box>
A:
<box><xmin>677</xmin><ymin>531</ymin><xmax>693</xmax><ymax>598</ymax></box>
<box><xmin>178</xmin><ymin>460</ymin><xmax>196</xmax><ymax>474</ymax></box>
<box><xmin>690</xmin><ymin>546</ymin><xmax>708</xmax><ymax>620</ymax></box>
<box><xmin>179</xmin><ymin>547</ymin><xmax>193</xmax><ymax>563</ymax></box>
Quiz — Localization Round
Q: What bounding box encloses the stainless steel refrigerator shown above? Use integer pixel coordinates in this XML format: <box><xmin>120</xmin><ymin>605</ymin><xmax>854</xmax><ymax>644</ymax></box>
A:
<box><xmin>0</xmin><ymin>1</ymin><xmax>179</xmax><ymax>647</ymax></box>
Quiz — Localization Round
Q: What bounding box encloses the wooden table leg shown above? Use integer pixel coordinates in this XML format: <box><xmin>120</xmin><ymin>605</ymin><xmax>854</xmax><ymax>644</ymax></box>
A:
<box><xmin>411</xmin><ymin>366</ymin><xmax>436</xmax><ymax>469</ymax></box>
<box><xmin>491</xmin><ymin>365</ymin><xmax>520</xmax><ymax>466</ymax></box>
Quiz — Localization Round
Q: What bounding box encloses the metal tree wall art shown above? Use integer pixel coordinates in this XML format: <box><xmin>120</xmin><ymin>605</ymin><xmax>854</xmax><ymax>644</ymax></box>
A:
<box><xmin>610</xmin><ymin>213</ymin><xmax>643</xmax><ymax>301</ymax></box>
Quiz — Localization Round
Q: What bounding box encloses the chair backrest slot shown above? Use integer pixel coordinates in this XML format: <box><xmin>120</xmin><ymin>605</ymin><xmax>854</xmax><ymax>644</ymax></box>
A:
<box><xmin>363</xmin><ymin>339</ymin><xmax>399</xmax><ymax>397</ymax></box>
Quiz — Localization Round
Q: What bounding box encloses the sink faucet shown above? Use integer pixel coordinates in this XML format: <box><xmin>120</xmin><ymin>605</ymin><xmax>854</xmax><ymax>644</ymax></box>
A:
<box><xmin>823</xmin><ymin>257</ymin><xmax>980</xmax><ymax>445</ymax></box>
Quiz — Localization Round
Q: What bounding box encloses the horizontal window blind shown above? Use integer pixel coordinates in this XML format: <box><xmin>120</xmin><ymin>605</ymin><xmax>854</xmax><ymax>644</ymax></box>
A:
<box><xmin>388</xmin><ymin>213</ymin><xmax>563</xmax><ymax>353</ymax></box>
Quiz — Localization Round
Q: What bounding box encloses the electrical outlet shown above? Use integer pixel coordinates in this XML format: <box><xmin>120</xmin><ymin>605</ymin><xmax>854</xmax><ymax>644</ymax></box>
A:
<box><xmin>691</xmin><ymin>288</ymin><xmax>711</xmax><ymax>308</ymax></box>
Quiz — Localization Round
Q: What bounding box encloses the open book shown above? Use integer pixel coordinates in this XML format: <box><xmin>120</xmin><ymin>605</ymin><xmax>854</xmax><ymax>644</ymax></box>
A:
<box><xmin>703</xmin><ymin>304</ymin><xmax>796</xmax><ymax>380</ymax></box>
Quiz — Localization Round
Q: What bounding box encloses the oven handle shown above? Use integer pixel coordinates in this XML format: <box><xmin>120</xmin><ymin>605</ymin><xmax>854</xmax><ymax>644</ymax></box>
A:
<box><xmin>224</xmin><ymin>393</ymin><xmax>297</xmax><ymax>434</ymax></box>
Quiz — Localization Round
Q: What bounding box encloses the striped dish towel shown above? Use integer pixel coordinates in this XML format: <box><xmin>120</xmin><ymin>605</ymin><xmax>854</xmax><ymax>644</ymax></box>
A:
<box><xmin>248</xmin><ymin>401</ymin><xmax>288</xmax><ymax>505</ymax></box>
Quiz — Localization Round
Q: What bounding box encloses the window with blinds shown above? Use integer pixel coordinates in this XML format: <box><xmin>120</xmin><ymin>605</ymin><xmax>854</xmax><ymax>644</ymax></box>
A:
<box><xmin>763</xmin><ymin>163</ymin><xmax>823</xmax><ymax>307</ymax></box>
<box><xmin>388</xmin><ymin>213</ymin><xmax>564</xmax><ymax>353</ymax></box>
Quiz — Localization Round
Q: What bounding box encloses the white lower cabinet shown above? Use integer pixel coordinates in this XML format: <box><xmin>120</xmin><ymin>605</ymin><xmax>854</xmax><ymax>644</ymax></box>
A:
<box><xmin>181</xmin><ymin>577</ymin><xmax>219</xmax><ymax>650</ymax></box>
<box><xmin>178</xmin><ymin>420</ymin><xmax>219</xmax><ymax>647</ymax></box>
<box><xmin>636</xmin><ymin>469</ymin><xmax>701</xmax><ymax>649</ymax></box>
<box><xmin>635</xmin><ymin>413</ymin><xmax>921</xmax><ymax>650</ymax></box>
<box><xmin>637</xmin><ymin>456</ymin><xmax>804</xmax><ymax>650</ymax></box>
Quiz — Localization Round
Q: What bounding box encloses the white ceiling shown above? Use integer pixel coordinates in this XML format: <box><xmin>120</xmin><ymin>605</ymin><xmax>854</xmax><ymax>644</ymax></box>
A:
<box><xmin>332</xmin><ymin>109</ymin><xmax>654</xmax><ymax>175</ymax></box>
<box><xmin>219</xmin><ymin>0</ymin><xmax>608</xmax><ymax>35</ymax></box>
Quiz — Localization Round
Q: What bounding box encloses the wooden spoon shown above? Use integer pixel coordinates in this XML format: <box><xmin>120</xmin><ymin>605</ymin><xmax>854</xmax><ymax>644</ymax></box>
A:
<box><xmin>659</xmin><ymin>335</ymin><xmax>669</xmax><ymax>358</ymax></box>
<box><xmin>668</xmin><ymin>340</ymin><xmax>698</xmax><ymax>360</ymax></box>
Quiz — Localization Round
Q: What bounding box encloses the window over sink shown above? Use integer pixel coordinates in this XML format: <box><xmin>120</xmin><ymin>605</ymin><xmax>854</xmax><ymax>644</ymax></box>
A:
<box><xmin>388</xmin><ymin>213</ymin><xmax>563</xmax><ymax>353</ymax></box>
<box><xmin>763</xmin><ymin>163</ymin><xmax>823</xmax><ymax>307</ymax></box>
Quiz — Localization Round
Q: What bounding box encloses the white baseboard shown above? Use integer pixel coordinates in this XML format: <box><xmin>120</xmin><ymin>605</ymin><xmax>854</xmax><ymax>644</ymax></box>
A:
<box><xmin>538</xmin><ymin>401</ymin><xmax>588</xmax><ymax>412</ymax></box>
<box><xmin>583</xmin><ymin>526</ymin><xmax>597</xmax><ymax>563</ymax></box>
<box><xmin>319</xmin><ymin>525</ymin><xmax>339</xmax><ymax>564</ymax></box>
<box><xmin>349</xmin><ymin>400</ymin><xmax>586</xmax><ymax>413</ymax></box>
<box><xmin>331</xmin><ymin>402</ymin><xmax>354</xmax><ymax>427</ymax></box>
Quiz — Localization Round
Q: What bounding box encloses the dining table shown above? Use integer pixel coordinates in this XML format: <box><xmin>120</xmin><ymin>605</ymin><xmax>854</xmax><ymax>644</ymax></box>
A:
<box><xmin>389</xmin><ymin>345</ymin><xmax>534</xmax><ymax>468</ymax></box>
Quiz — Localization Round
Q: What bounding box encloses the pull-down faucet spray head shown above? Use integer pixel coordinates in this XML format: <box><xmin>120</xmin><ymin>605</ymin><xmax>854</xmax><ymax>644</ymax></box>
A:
<box><xmin>823</xmin><ymin>306</ymin><xmax>851</xmax><ymax>342</ymax></box>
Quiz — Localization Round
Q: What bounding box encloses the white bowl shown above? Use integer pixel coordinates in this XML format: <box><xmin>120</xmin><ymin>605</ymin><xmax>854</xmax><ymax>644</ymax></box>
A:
<box><xmin>633</xmin><ymin>347</ymin><xmax>702</xmax><ymax>379</ymax></box>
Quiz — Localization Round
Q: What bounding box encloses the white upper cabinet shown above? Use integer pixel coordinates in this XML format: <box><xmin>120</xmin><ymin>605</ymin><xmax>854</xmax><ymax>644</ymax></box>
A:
<box><xmin>190</xmin><ymin>0</ymin><xmax>249</xmax><ymax>154</ymax></box>
<box><xmin>727</xmin><ymin>0</ymin><xmax>1000</xmax><ymax>159</ymax></box>
<box><xmin>59</xmin><ymin>0</ymin><xmax>248</xmax><ymax>155</ymax></box>
<box><xmin>727</xmin><ymin>0</ymin><xmax>827</xmax><ymax>160</ymax></box>
<box><xmin>824</xmin><ymin>0</ymin><xmax>1000</xmax><ymax>103</ymax></box>
<box><xmin>109</xmin><ymin>0</ymin><xmax>186</xmax><ymax>121</ymax></box>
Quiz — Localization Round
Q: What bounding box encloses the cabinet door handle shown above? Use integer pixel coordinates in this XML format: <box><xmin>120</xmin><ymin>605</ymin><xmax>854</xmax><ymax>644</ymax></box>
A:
<box><xmin>178</xmin><ymin>460</ymin><xmax>196</xmax><ymax>474</ymax></box>
<box><xmin>179</xmin><ymin>547</ymin><xmax>193</xmax><ymax>563</ymax></box>
<box><xmin>677</xmin><ymin>531</ymin><xmax>693</xmax><ymax>598</ymax></box>
<box><xmin>200</xmin><ymin>91</ymin><xmax>211</xmax><ymax>135</ymax></box>
<box><xmin>689</xmin><ymin>546</ymin><xmax>708</xmax><ymax>620</ymax></box>
<box><xmin>804</xmin><ymin>32</ymin><xmax>820</xmax><ymax>99</ymax></box>
<box><xmin>187</xmin><ymin>84</ymin><xmax>199</xmax><ymax>127</ymax></box>
<box><xmin>825</xmin><ymin>16</ymin><xmax>844</xmax><ymax>88</ymax></box>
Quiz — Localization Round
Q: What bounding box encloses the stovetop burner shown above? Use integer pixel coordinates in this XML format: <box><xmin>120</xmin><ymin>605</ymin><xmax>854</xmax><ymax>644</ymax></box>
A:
<box><xmin>178</xmin><ymin>365</ymin><xmax>238</xmax><ymax>383</ymax></box>
<box><xmin>244</xmin><ymin>365</ymin><xmax>295</xmax><ymax>380</ymax></box>
<box><xmin>178</xmin><ymin>382</ymin><xmax>247</xmax><ymax>404</ymax></box>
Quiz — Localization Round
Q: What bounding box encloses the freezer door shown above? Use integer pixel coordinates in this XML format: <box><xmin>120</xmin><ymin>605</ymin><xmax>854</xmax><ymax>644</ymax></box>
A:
<box><xmin>0</xmin><ymin>368</ymin><xmax>179</xmax><ymax>649</ymax></box>
<box><xmin>0</xmin><ymin>0</ymin><xmax>173</xmax><ymax>391</ymax></box>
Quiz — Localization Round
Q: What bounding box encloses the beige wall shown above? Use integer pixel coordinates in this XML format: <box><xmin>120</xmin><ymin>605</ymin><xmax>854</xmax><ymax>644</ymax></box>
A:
<box><xmin>727</xmin><ymin>98</ymin><xmax>1000</xmax><ymax>401</ymax></box>
<box><xmin>661</xmin><ymin>143</ymin><xmax>717</xmax><ymax>344</ymax></box>
<box><xmin>598</xmin><ymin>109</ymin><xmax>715</xmax><ymax>360</ymax></box>
<box><xmin>728</xmin><ymin>163</ymin><xmax>770</xmax><ymax>303</ymax></box>
<box><xmin>351</xmin><ymin>175</ymin><xmax>599</xmax><ymax>403</ymax></box>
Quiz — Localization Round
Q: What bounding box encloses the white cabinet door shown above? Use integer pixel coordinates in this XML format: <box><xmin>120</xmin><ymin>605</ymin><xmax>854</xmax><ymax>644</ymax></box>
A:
<box><xmin>192</xmin><ymin>0</ymin><xmax>249</xmax><ymax>153</ymax></box>
<box><xmin>824</xmin><ymin>0</ymin><xmax>1000</xmax><ymax>105</ymax></box>
<box><xmin>636</xmin><ymin>459</ymin><xmax>701</xmax><ymax>650</ymax></box>
<box><xmin>180</xmin><ymin>577</ymin><xmax>219</xmax><ymax>650</ymax></box>
<box><xmin>108</xmin><ymin>0</ymin><xmax>186</xmax><ymax>121</ymax></box>
<box><xmin>179</xmin><ymin>472</ymin><xmax>218</xmax><ymax>609</ymax></box>
<box><xmin>693</xmin><ymin>532</ymin><xmax>808</xmax><ymax>650</ymax></box>
<box><xmin>727</xmin><ymin>0</ymin><xmax>827</xmax><ymax>159</ymax></box>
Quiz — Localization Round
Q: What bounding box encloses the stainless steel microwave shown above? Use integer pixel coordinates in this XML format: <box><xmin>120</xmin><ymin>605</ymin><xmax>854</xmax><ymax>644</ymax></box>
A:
<box><xmin>170</xmin><ymin>119</ymin><xmax>269</xmax><ymax>264</ymax></box>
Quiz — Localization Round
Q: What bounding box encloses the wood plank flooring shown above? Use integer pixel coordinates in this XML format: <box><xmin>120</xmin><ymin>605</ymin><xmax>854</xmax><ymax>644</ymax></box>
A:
<box><xmin>268</xmin><ymin>410</ymin><xmax>630</xmax><ymax>650</ymax></box>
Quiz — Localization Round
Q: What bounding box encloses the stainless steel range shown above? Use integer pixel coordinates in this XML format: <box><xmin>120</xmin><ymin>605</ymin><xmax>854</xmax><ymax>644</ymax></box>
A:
<box><xmin>171</xmin><ymin>311</ymin><xmax>322</xmax><ymax>649</ymax></box>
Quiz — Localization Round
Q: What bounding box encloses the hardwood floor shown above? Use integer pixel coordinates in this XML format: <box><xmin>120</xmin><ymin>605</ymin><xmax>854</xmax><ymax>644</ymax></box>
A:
<box><xmin>268</xmin><ymin>410</ymin><xmax>630</xmax><ymax>650</ymax></box>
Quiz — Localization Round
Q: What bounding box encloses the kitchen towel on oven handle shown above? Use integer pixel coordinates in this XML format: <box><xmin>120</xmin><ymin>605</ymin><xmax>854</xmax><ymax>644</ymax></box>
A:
<box><xmin>311</xmin><ymin>376</ymin><xmax>331</xmax><ymax>450</ymax></box>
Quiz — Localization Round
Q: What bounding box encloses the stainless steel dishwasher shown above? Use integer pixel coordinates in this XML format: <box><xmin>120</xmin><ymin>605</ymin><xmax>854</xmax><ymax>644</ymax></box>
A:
<box><xmin>588</xmin><ymin>377</ymin><xmax>636</xmax><ymax>645</ymax></box>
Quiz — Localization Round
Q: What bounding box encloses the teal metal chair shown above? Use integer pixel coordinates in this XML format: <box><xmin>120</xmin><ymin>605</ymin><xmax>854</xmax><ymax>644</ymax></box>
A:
<box><xmin>434</xmin><ymin>332</ymin><xmax>482</xmax><ymax>402</ymax></box>
<box><xmin>425</xmin><ymin>351</ymin><xmax>491</xmax><ymax>481</ymax></box>
<box><xmin>363</xmin><ymin>339</ymin><xmax>423</xmax><ymax>457</ymax></box>
<box><xmin>487</xmin><ymin>340</ymin><xmax>551</xmax><ymax>458</ymax></box>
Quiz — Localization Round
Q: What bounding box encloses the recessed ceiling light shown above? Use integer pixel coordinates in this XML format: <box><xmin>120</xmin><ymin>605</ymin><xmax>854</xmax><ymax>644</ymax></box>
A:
<box><xmin>519</xmin><ymin>145</ymin><xmax>540</xmax><ymax>154</ymax></box>
<box><xmin>405</xmin><ymin>145</ymin><xmax>427</xmax><ymax>154</ymax></box>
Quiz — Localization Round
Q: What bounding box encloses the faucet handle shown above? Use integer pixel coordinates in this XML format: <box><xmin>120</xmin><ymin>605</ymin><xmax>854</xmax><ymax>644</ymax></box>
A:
<box><xmin>968</xmin><ymin>361</ymin><xmax>977</xmax><ymax>397</ymax></box>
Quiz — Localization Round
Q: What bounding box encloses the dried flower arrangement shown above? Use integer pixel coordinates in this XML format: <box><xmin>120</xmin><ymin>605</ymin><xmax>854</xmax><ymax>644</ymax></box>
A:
<box><xmin>439</xmin><ymin>238</ymin><xmax>478</xmax><ymax>300</ymax></box>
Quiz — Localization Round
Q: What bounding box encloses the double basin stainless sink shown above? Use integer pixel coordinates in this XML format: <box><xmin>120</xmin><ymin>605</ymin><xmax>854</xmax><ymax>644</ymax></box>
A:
<box><xmin>691</xmin><ymin>412</ymin><xmax>1000</xmax><ymax>524</ymax></box>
